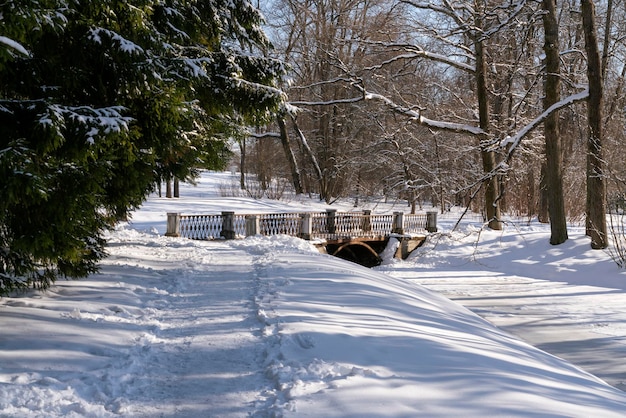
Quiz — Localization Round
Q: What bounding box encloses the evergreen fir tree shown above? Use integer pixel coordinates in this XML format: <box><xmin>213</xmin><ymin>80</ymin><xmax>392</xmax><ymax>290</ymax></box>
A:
<box><xmin>0</xmin><ymin>0</ymin><xmax>285</xmax><ymax>295</ymax></box>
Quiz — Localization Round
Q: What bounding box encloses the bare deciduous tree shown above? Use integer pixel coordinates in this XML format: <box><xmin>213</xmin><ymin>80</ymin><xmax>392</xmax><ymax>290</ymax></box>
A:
<box><xmin>582</xmin><ymin>0</ymin><xmax>608</xmax><ymax>249</ymax></box>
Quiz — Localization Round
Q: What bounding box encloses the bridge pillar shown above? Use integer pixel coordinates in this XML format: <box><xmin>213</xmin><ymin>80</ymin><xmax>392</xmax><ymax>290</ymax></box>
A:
<box><xmin>362</xmin><ymin>210</ymin><xmax>372</xmax><ymax>233</ymax></box>
<box><xmin>165</xmin><ymin>213</ymin><xmax>181</xmax><ymax>237</ymax></box>
<box><xmin>245</xmin><ymin>214</ymin><xmax>260</xmax><ymax>236</ymax></box>
<box><xmin>426</xmin><ymin>211</ymin><xmax>438</xmax><ymax>232</ymax></box>
<box><xmin>393</xmin><ymin>211</ymin><xmax>404</xmax><ymax>234</ymax></box>
<box><xmin>395</xmin><ymin>237</ymin><xmax>425</xmax><ymax>259</ymax></box>
<box><xmin>221</xmin><ymin>211</ymin><xmax>236</xmax><ymax>239</ymax></box>
<box><xmin>299</xmin><ymin>213</ymin><xmax>312</xmax><ymax>240</ymax></box>
<box><xmin>326</xmin><ymin>209</ymin><xmax>337</xmax><ymax>234</ymax></box>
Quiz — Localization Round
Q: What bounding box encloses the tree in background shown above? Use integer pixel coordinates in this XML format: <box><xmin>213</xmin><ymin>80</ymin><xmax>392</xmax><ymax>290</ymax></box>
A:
<box><xmin>582</xmin><ymin>0</ymin><xmax>608</xmax><ymax>249</ymax></box>
<box><xmin>0</xmin><ymin>0</ymin><xmax>284</xmax><ymax>294</ymax></box>
<box><xmin>541</xmin><ymin>0</ymin><xmax>568</xmax><ymax>245</ymax></box>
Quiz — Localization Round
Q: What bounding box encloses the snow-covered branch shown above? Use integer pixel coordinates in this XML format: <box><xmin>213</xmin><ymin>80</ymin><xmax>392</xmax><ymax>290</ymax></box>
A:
<box><xmin>364</xmin><ymin>47</ymin><xmax>474</xmax><ymax>73</ymax></box>
<box><xmin>248</xmin><ymin>131</ymin><xmax>280</xmax><ymax>139</ymax></box>
<box><xmin>289</xmin><ymin>97</ymin><xmax>363</xmax><ymax>106</ymax></box>
<box><xmin>0</xmin><ymin>36</ymin><xmax>30</xmax><ymax>57</ymax></box>
<box><xmin>360</xmin><ymin>89</ymin><xmax>485</xmax><ymax>136</ymax></box>
<box><xmin>88</xmin><ymin>28</ymin><xmax>145</xmax><ymax>55</ymax></box>
<box><xmin>38</xmin><ymin>105</ymin><xmax>134</xmax><ymax>144</ymax></box>
<box><xmin>499</xmin><ymin>89</ymin><xmax>589</xmax><ymax>160</ymax></box>
<box><xmin>482</xmin><ymin>0</ymin><xmax>531</xmax><ymax>40</ymax></box>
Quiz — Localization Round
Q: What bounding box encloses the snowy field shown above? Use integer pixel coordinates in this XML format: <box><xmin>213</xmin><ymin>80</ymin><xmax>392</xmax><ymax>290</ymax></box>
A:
<box><xmin>2</xmin><ymin>171</ymin><xmax>626</xmax><ymax>417</ymax></box>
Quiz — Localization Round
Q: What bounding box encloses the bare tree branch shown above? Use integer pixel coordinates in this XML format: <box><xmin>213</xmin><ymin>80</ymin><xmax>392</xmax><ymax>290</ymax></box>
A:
<box><xmin>361</xmin><ymin>42</ymin><xmax>475</xmax><ymax>73</ymax></box>
<box><xmin>499</xmin><ymin>89</ymin><xmax>589</xmax><ymax>165</ymax></box>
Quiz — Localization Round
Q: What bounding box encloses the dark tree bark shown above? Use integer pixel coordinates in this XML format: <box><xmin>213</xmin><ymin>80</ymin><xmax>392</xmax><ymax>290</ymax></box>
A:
<box><xmin>166</xmin><ymin>179</ymin><xmax>172</xmax><ymax>198</ymax></box>
<box><xmin>582</xmin><ymin>0</ymin><xmax>608</xmax><ymax>249</ymax></box>
<box><xmin>542</xmin><ymin>0</ymin><xmax>568</xmax><ymax>245</ymax></box>
<box><xmin>475</xmin><ymin>28</ymin><xmax>502</xmax><ymax>230</ymax></box>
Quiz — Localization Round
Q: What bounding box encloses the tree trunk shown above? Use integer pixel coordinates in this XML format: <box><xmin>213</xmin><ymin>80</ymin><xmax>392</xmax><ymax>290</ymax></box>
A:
<box><xmin>239</xmin><ymin>138</ymin><xmax>246</xmax><ymax>190</ymax></box>
<box><xmin>277</xmin><ymin>116</ymin><xmax>303</xmax><ymax>195</ymax></box>
<box><xmin>527</xmin><ymin>167</ymin><xmax>536</xmax><ymax>218</ymax></box>
<box><xmin>291</xmin><ymin>115</ymin><xmax>324</xmax><ymax>196</ymax></box>
<box><xmin>475</xmin><ymin>35</ymin><xmax>502</xmax><ymax>230</ymax></box>
<box><xmin>173</xmin><ymin>177</ymin><xmax>179</xmax><ymax>198</ymax></box>
<box><xmin>542</xmin><ymin>0</ymin><xmax>568</xmax><ymax>245</ymax></box>
<box><xmin>582</xmin><ymin>0</ymin><xmax>608</xmax><ymax>249</ymax></box>
<box><xmin>538</xmin><ymin>163</ymin><xmax>549</xmax><ymax>223</ymax></box>
<box><xmin>166</xmin><ymin>179</ymin><xmax>172</xmax><ymax>198</ymax></box>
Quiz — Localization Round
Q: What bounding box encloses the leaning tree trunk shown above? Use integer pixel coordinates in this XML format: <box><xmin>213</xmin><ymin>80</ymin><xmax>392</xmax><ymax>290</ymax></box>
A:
<box><xmin>542</xmin><ymin>0</ymin><xmax>568</xmax><ymax>245</ymax></box>
<box><xmin>475</xmin><ymin>35</ymin><xmax>502</xmax><ymax>230</ymax></box>
<box><xmin>582</xmin><ymin>0</ymin><xmax>608</xmax><ymax>249</ymax></box>
<box><xmin>291</xmin><ymin>115</ymin><xmax>324</xmax><ymax>196</ymax></box>
<box><xmin>277</xmin><ymin>116</ymin><xmax>303</xmax><ymax>195</ymax></box>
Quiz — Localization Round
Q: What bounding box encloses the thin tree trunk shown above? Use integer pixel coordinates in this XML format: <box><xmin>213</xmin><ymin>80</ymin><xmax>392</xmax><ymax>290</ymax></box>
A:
<box><xmin>474</xmin><ymin>34</ymin><xmax>502</xmax><ymax>230</ymax></box>
<box><xmin>601</xmin><ymin>0</ymin><xmax>613</xmax><ymax>79</ymax></box>
<box><xmin>538</xmin><ymin>163</ymin><xmax>549</xmax><ymax>223</ymax></box>
<box><xmin>582</xmin><ymin>0</ymin><xmax>608</xmax><ymax>249</ymax></box>
<box><xmin>173</xmin><ymin>177</ymin><xmax>179</xmax><ymax>198</ymax></box>
<box><xmin>239</xmin><ymin>138</ymin><xmax>246</xmax><ymax>190</ymax></box>
<box><xmin>291</xmin><ymin>114</ymin><xmax>324</xmax><ymax>195</ymax></box>
<box><xmin>605</xmin><ymin>63</ymin><xmax>626</xmax><ymax>124</ymax></box>
<box><xmin>527</xmin><ymin>167</ymin><xmax>536</xmax><ymax>219</ymax></box>
<box><xmin>166</xmin><ymin>179</ymin><xmax>172</xmax><ymax>198</ymax></box>
<box><xmin>542</xmin><ymin>0</ymin><xmax>568</xmax><ymax>244</ymax></box>
<box><xmin>277</xmin><ymin>116</ymin><xmax>303</xmax><ymax>195</ymax></box>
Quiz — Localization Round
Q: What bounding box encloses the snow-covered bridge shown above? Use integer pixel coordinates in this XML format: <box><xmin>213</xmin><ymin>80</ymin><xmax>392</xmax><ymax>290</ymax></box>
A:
<box><xmin>165</xmin><ymin>210</ymin><xmax>437</xmax><ymax>266</ymax></box>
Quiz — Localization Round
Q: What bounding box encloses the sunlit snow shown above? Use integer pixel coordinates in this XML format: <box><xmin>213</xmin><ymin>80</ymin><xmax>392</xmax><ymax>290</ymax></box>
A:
<box><xmin>2</xmin><ymin>171</ymin><xmax>626</xmax><ymax>417</ymax></box>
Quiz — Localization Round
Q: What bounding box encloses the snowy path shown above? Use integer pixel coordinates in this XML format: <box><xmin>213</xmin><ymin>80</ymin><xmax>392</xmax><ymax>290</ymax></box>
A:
<box><xmin>103</xmin><ymin>235</ymin><xmax>269</xmax><ymax>417</ymax></box>
<box><xmin>0</xmin><ymin>232</ymin><xmax>272</xmax><ymax>417</ymax></box>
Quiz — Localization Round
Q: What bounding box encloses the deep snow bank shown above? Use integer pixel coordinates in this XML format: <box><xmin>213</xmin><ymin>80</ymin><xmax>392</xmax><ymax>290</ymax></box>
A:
<box><xmin>236</xmin><ymin>235</ymin><xmax>626</xmax><ymax>417</ymax></box>
<box><xmin>2</xmin><ymin>226</ymin><xmax>626</xmax><ymax>417</ymax></box>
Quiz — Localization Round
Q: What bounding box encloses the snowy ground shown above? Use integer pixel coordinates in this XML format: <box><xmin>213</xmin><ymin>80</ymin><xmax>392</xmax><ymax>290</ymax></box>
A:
<box><xmin>378</xmin><ymin>225</ymin><xmax>626</xmax><ymax>392</ymax></box>
<box><xmin>2</xmin><ymin>171</ymin><xmax>626</xmax><ymax>417</ymax></box>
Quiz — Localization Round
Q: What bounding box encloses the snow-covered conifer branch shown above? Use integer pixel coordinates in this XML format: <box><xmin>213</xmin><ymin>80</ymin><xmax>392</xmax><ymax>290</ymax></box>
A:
<box><xmin>0</xmin><ymin>36</ymin><xmax>30</xmax><ymax>57</ymax></box>
<box><xmin>88</xmin><ymin>28</ymin><xmax>145</xmax><ymax>55</ymax></box>
<box><xmin>39</xmin><ymin>105</ymin><xmax>134</xmax><ymax>141</ymax></box>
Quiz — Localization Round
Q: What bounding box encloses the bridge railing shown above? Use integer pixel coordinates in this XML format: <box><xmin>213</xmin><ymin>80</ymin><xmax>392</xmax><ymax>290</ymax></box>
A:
<box><xmin>166</xmin><ymin>209</ymin><xmax>437</xmax><ymax>240</ymax></box>
<box><xmin>311</xmin><ymin>211</ymin><xmax>395</xmax><ymax>240</ymax></box>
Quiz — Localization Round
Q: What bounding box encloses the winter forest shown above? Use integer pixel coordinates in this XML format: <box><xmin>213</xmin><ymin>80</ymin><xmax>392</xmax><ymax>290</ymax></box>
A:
<box><xmin>1</xmin><ymin>0</ymin><xmax>626</xmax><ymax>295</ymax></box>
<box><xmin>252</xmin><ymin>0</ymin><xmax>624</xmax><ymax>249</ymax></box>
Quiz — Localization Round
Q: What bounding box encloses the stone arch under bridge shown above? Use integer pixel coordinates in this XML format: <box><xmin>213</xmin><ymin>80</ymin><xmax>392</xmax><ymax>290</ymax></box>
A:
<box><xmin>318</xmin><ymin>236</ymin><xmax>426</xmax><ymax>268</ymax></box>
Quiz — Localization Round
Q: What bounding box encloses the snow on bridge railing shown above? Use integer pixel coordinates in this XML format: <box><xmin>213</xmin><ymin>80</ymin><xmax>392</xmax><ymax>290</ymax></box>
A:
<box><xmin>165</xmin><ymin>209</ymin><xmax>437</xmax><ymax>241</ymax></box>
